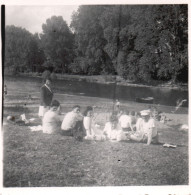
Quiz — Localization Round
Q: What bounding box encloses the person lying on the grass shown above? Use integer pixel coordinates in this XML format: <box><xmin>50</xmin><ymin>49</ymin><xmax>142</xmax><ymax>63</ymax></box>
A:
<box><xmin>61</xmin><ymin>105</ymin><xmax>84</xmax><ymax>139</ymax></box>
<box><xmin>130</xmin><ymin>110</ymin><xmax>158</xmax><ymax>145</ymax></box>
<box><xmin>42</xmin><ymin>100</ymin><xmax>62</xmax><ymax>134</ymax></box>
<box><xmin>83</xmin><ymin>106</ymin><xmax>95</xmax><ymax>139</ymax></box>
<box><xmin>118</xmin><ymin>109</ymin><xmax>134</xmax><ymax>132</ymax></box>
<box><xmin>39</xmin><ymin>78</ymin><xmax>54</xmax><ymax>119</ymax></box>
<box><xmin>103</xmin><ymin>114</ymin><xmax>126</xmax><ymax>141</ymax></box>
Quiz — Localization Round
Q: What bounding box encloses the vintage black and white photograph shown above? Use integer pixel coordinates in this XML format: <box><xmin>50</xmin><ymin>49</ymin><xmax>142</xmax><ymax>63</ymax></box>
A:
<box><xmin>1</xmin><ymin>1</ymin><xmax>189</xmax><ymax>191</ymax></box>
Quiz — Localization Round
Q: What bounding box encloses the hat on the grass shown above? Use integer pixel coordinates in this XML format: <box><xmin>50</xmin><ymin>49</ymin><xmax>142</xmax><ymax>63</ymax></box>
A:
<box><xmin>140</xmin><ymin>110</ymin><xmax>151</xmax><ymax>116</ymax></box>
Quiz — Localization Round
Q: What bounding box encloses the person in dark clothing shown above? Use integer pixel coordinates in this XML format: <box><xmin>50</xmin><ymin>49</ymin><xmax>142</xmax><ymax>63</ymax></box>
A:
<box><xmin>38</xmin><ymin>78</ymin><xmax>53</xmax><ymax>118</ymax></box>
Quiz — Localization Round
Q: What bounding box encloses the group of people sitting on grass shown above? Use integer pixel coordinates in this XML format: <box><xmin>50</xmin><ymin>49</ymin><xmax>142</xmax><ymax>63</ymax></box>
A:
<box><xmin>40</xmin><ymin>99</ymin><xmax>158</xmax><ymax>145</ymax></box>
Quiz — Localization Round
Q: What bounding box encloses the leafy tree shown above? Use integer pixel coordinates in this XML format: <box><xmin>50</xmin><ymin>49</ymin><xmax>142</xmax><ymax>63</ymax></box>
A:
<box><xmin>151</xmin><ymin>5</ymin><xmax>188</xmax><ymax>82</ymax></box>
<box><xmin>100</xmin><ymin>5</ymin><xmax>188</xmax><ymax>82</ymax></box>
<box><xmin>31</xmin><ymin>33</ymin><xmax>46</xmax><ymax>70</ymax></box>
<box><xmin>40</xmin><ymin>16</ymin><xmax>75</xmax><ymax>73</ymax></box>
<box><xmin>42</xmin><ymin>70</ymin><xmax>51</xmax><ymax>81</ymax></box>
<box><xmin>5</xmin><ymin>25</ymin><xmax>31</xmax><ymax>72</ymax></box>
<box><xmin>100</xmin><ymin>5</ymin><xmax>151</xmax><ymax>80</ymax></box>
<box><xmin>5</xmin><ymin>25</ymin><xmax>45</xmax><ymax>74</ymax></box>
<box><xmin>71</xmin><ymin>5</ymin><xmax>115</xmax><ymax>75</ymax></box>
<box><xmin>70</xmin><ymin>5</ymin><xmax>188</xmax><ymax>82</ymax></box>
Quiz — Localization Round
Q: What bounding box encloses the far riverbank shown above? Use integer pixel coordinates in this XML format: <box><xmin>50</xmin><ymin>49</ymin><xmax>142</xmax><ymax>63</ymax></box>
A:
<box><xmin>9</xmin><ymin>72</ymin><xmax>188</xmax><ymax>91</ymax></box>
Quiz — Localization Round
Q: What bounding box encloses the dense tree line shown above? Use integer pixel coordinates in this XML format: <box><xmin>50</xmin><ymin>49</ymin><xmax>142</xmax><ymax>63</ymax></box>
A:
<box><xmin>4</xmin><ymin>5</ymin><xmax>188</xmax><ymax>83</ymax></box>
<box><xmin>5</xmin><ymin>26</ymin><xmax>45</xmax><ymax>73</ymax></box>
<box><xmin>71</xmin><ymin>5</ymin><xmax>188</xmax><ymax>82</ymax></box>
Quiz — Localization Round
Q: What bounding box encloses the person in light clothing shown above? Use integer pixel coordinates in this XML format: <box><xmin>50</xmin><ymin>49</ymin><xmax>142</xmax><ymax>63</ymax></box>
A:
<box><xmin>42</xmin><ymin>100</ymin><xmax>61</xmax><ymax>134</ymax></box>
<box><xmin>83</xmin><ymin>106</ymin><xmax>95</xmax><ymax>139</ymax></box>
<box><xmin>82</xmin><ymin>106</ymin><xmax>106</xmax><ymax>141</ymax></box>
<box><xmin>103</xmin><ymin>114</ymin><xmax>126</xmax><ymax>141</ymax></box>
<box><xmin>61</xmin><ymin>105</ymin><xmax>84</xmax><ymax>139</ymax></box>
<box><xmin>118</xmin><ymin>110</ymin><xmax>134</xmax><ymax>132</ymax></box>
<box><xmin>39</xmin><ymin>78</ymin><xmax>53</xmax><ymax>118</ymax></box>
<box><xmin>130</xmin><ymin>110</ymin><xmax>158</xmax><ymax>145</ymax></box>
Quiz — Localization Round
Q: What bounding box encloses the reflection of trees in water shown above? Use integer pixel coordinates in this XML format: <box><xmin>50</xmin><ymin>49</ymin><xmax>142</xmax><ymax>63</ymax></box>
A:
<box><xmin>50</xmin><ymin>78</ymin><xmax>189</xmax><ymax>107</ymax></box>
<box><xmin>5</xmin><ymin>76</ymin><xmax>188</xmax><ymax>107</ymax></box>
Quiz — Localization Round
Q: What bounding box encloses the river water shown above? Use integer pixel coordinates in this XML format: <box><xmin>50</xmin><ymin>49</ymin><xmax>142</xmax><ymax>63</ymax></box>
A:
<box><xmin>5</xmin><ymin>76</ymin><xmax>188</xmax><ymax>107</ymax></box>
<box><xmin>55</xmin><ymin>79</ymin><xmax>188</xmax><ymax>107</ymax></box>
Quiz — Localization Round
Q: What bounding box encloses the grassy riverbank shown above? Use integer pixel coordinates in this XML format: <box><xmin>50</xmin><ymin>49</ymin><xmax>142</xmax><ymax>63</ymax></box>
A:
<box><xmin>2</xmin><ymin>76</ymin><xmax>189</xmax><ymax>187</ymax></box>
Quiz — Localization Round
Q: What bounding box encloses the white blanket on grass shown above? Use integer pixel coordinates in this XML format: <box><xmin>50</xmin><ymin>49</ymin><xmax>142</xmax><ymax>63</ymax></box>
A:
<box><xmin>29</xmin><ymin>125</ymin><xmax>43</xmax><ymax>132</ymax></box>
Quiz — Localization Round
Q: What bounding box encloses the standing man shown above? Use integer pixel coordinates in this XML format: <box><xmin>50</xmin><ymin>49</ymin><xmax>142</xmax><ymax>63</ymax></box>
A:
<box><xmin>38</xmin><ymin>78</ymin><xmax>54</xmax><ymax>119</ymax></box>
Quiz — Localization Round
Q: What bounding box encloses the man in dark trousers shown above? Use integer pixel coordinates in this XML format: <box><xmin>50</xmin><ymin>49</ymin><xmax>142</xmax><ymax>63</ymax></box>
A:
<box><xmin>38</xmin><ymin>78</ymin><xmax>54</xmax><ymax>119</ymax></box>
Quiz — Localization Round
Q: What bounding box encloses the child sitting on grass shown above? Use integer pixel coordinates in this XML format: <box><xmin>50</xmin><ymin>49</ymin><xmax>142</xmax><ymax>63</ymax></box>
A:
<box><xmin>42</xmin><ymin>100</ymin><xmax>62</xmax><ymax>134</ymax></box>
<box><xmin>61</xmin><ymin>105</ymin><xmax>84</xmax><ymax>140</ymax></box>
<box><xmin>130</xmin><ymin>110</ymin><xmax>158</xmax><ymax>145</ymax></box>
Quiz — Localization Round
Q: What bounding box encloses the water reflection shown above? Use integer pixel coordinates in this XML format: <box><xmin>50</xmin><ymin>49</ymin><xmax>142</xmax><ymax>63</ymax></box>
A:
<box><xmin>54</xmin><ymin>79</ymin><xmax>188</xmax><ymax>107</ymax></box>
<box><xmin>5</xmin><ymin>76</ymin><xmax>188</xmax><ymax>107</ymax></box>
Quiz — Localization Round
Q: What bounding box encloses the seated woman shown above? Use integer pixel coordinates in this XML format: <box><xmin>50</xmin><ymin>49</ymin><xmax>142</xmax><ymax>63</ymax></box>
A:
<box><xmin>118</xmin><ymin>110</ymin><xmax>134</xmax><ymax>132</ymax></box>
<box><xmin>83</xmin><ymin>106</ymin><xmax>95</xmax><ymax>140</ymax></box>
<box><xmin>103</xmin><ymin>114</ymin><xmax>126</xmax><ymax>141</ymax></box>
<box><xmin>61</xmin><ymin>105</ymin><xmax>84</xmax><ymax>140</ymax></box>
<box><xmin>130</xmin><ymin>110</ymin><xmax>158</xmax><ymax>145</ymax></box>
<box><xmin>82</xmin><ymin>106</ymin><xmax>105</xmax><ymax>141</ymax></box>
<box><xmin>42</xmin><ymin>100</ymin><xmax>62</xmax><ymax>134</ymax></box>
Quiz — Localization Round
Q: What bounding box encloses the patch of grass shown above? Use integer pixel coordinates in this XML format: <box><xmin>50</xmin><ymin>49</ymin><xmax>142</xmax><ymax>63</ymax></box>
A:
<box><xmin>3</xmin><ymin>110</ymin><xmax>188</xmax><ymax>187</ymax></box>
